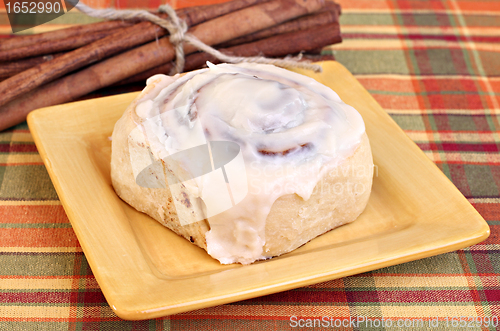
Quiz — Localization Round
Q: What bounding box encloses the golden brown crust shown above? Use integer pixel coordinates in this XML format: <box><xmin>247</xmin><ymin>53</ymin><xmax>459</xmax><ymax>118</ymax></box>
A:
<box><xmin>110</xmin><ymin>105</ymin><xmax>210</xmax><ymax>250</ymax></box>
<box><xmin>262</xmin><ymin>133</ymin><xmax>372</xmax><ymax>257</ymax></box>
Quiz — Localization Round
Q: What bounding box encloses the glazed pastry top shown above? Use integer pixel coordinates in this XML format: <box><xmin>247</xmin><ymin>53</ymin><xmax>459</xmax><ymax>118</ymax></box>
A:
<box><xmin>130</xmin><ymin>62</ymin><xmax>365</xmax><ymax>264</ymax></box>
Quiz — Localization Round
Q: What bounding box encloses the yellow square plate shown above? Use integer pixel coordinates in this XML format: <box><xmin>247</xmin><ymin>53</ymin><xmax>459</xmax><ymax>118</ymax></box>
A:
<box><xmin>28</xmin><ymin>61</ymin><xmax>489</xmax><ymax>320</ymax></box>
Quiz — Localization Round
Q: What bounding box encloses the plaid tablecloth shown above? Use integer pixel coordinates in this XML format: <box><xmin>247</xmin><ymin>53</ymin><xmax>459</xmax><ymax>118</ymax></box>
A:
<box><xmin>1</xmin><ymin>0</ymin><xmax>499</xmax><ymax>329</ymax></box>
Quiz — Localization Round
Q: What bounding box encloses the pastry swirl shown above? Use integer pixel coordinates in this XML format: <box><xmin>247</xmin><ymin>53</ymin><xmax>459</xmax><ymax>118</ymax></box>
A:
<box><xmin>111</xmin><ymin>62</ymin><xmax>373</xmax><ymax>264</ymax></box>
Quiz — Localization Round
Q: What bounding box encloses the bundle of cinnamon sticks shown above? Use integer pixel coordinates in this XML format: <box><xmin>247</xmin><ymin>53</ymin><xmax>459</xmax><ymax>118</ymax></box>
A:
<box><xmin>0</xmin><ymin>0</ymin><xmax>342</xmax><ymax>131</ymax></box>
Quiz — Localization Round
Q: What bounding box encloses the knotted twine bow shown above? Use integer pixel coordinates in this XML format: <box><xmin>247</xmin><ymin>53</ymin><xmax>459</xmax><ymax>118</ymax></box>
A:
<box><xmin>75</xmin><ymin>2</ymin><xmax>323</xmax><ymax>75</ymax></box>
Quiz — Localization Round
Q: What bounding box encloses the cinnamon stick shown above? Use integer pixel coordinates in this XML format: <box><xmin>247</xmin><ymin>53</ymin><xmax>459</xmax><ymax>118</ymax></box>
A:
<box><xmin>120</xmin><ymin>22</ymin><xmax>341</xmax><ymax>84</ymax></box>
<box><xmin>175</xmin><ymin>0</ymin><xmax>270</xmax><ymax>26</ymax></box>
<box><xmin>217</xmin><ymin>1</ymin><xmax>339</xmax><ymax>48</ymax></box>
<box><xmin>0</xmin><ymin>54</ymin><xmax>63</xmax><ymax>80</ymax></box>
<box><xmin>0</xmin><ymin>0</ymin><xmax>322</xmax><ymax>109</ymax></box>
<box><xmin>300</xmin><ymin>53</ymin><xmax>336</xmax><ymax>62</ymax></box>
<box><xmin>0</xmin><ymin>0</ymin><xmax>324</xmax><ymax>131</ymax></box>
<box><xmin>0</xmin><ymin>29</ymin><xmax>118</xmax><ymax>62</ymax></box>
<box><xmin>185</xmin><ymin>23</ymin><xmax>340</xmax><ymax>69</ymax></box>
<box><xmin>0</xmin><ymin>21</ymin><xmax>167</xmax><ymax>108</ymax></box>
<box><xmin>0</xmin><ymin>0</ymin><xmax>267</xmax><ymax>81</ymax></box>
<box><xmin>186</xmin><ymin>0</ymin><xmax>322</xmax><ymax>51</ymax></box>
<box><xmin>0</xmin><ymin>0</ymin><xmax>291</xmax><ymax>108</ymax></box>
<box><xmin>1</xmin><ymin>0</ymin><xmax>268</xmax><ymax>54</ymax></box>
<box><xmin>220</xmin><ymin>23</ymin><xmax>341</xmax><ymax>58</ymax></box>
<box><xmin>0</xmin><ymin>20</ymin><xmax>133</xmax><ymax>52</ymax></box>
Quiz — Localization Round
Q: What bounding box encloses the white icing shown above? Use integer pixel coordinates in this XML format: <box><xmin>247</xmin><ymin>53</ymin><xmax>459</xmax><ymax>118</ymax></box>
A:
<box><xmin>133</xmin><ymin>62</ymin><xmax>365</xmax><ymax>264</ymax></box>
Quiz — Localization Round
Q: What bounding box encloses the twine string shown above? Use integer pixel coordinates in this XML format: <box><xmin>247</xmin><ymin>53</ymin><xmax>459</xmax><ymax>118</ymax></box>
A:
<box><xmin>75</xmin><ymin>2</ymin><xmax>322</xmax><ymax>74</ymax></box>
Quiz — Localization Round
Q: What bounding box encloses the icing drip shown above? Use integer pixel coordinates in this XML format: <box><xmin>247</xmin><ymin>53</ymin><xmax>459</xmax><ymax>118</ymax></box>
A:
<box><xmin>133</xmin><ymin>62</ymin><xmax>365</xmax><ymax>264</ymax></box>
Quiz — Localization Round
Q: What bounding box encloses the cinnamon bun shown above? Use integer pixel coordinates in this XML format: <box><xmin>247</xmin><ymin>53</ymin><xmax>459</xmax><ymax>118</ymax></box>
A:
<box><xmin>111</xmin><ymin>62</ymin><xmax>373</xmax><ymax>264</ymax></box>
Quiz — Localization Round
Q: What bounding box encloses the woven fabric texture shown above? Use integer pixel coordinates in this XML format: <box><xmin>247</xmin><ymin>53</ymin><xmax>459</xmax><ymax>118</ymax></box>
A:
<box><xmin>0</xmin><ymin>0</ymin><xmax>499</xmax><ymax>330</ymax></box>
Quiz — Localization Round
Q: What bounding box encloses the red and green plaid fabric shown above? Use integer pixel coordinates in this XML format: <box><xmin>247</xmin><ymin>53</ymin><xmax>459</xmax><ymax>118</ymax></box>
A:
<box><xmin>1</xmin><ymin>0</ymin><xmax>500</xmax><ymax>329</ymax></box>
